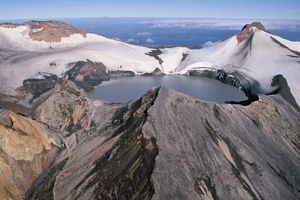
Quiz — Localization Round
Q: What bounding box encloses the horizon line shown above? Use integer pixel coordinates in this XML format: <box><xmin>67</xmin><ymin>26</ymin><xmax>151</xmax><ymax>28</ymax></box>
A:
<box><xmin>1</xmin><ymin>16</ymin><xmax>300</xmax><ymax>22</ymax></box>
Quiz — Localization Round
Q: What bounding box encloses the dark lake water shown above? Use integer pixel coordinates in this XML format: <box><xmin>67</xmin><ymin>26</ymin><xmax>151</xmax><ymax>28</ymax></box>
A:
<box><xmin>88</xmin><ymin>76</ymin><xmax>247</xmax><ymax>103</ymax></box>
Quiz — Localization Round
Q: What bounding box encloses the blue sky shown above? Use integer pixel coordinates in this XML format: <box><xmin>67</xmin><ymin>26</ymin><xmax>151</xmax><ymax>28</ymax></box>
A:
<box><xmin>0</xmin><ymin>0</ymin><xmax>299</xmax><ymax>20</ymax></box>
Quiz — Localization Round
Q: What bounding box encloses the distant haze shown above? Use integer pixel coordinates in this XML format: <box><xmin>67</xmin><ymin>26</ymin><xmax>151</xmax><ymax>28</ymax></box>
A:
<box><xmin>58</xmin><ymin>18</ymin><xmax>300</xmax><ymax>47</ymax></box>
<box><xmin>1</xmin><ymin>18</ymin><xmax>299</xmax><ymax>48</ymax></box>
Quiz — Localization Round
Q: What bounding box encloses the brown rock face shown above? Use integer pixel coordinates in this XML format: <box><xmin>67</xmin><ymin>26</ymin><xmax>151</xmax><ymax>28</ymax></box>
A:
<box><xmin>65</xmin><ymin>60</ymin><xmax>110</xmax><ymax>92</ymax></box>
<box><xmin>0</xmin><ymin>21</ymin><xmax>86</xmax><ymax>42</ymax></box>
<box><xmin>236</xmin><ymin>22</ymin><xmax>268</xmax><ymax>42</ymax></box>
<box><xmin>27</xmin><ymin>21</ymin><xmax>86</xmax><ymax>42</ymax></box>
<box><xmin>0</xmin><ymin>109</ymin><xmax>62</xmax><ymax>200</ymax></box>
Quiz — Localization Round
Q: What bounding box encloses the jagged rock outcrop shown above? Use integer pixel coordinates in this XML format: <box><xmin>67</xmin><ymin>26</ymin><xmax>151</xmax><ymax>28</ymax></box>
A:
<box><xmin>142</xmin><ymin>68</ymin><xmax>165</xmax><ymax>76</ymax></box>
<box><xmin>0</xmin><ymin>109</ymin><xmax>63</xmax><ymax>200</ymax></box>
<box><xmin>34</xmin><ymin>80</ymin><xmax>92</xmax><ymax>133</ymax></box>
<box><xmin>188</xmin><ymin>68</ymin><xmax>260</xmax><ymax>100</ymax></box>
<box><xmin>65</xmin><ymin>60</ymin><xmax>110</xmax><ymax>92</ymax></box>
<box><xmin>22</xmin><ymin>73</ymin><xmax>61</xmax><ymax>100</ymax></box>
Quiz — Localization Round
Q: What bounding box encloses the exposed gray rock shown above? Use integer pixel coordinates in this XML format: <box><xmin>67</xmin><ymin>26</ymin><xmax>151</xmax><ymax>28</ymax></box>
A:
<box><xmin>23</xmin><ymin>80</ymin><xmax>300</xmax><ymax>200</ymax></box>
<box><xmin>27</xmin><ymin>84</ymin><xmax>159</xmax><ymax>200</ymax></box>
<box><xmin>110</xmin><ymin>70</ymin><xmax>136</xmax><ymax>77</ymax></box>
<box><xmin>147</xmin><ymin>87</ymin><xmax>300</xmax><ymax>200</ymax></box>
<box><xmin>65</xmin><ymin>60</ymin><xmax>110</xmax><ymax>92</ymax></box>
<box><xmin>0</xmin><ymin>70</ymin><xmax>299</xmax><ymax>200</ymax></box>
<box><xmin>142</xmin><ymin>68</ymin><xmax>165</xmax><ymax>76</ymax></box>
<box><xmin>271</xmin><ymin>74</ymin><xmax>300</xmax><ymax>111</ymax></box>
<box><xmin>33</xmin><ymin>80</ymin><xmax>92</xmax><ymax>133</ymax></box>
<box><xmin>145</xmin><ymin>49</ymin><xmax>164</xmax><ymax>65</ymax></box>
<box><xmin>188</xmin><ymin>68</ymin><xmax>260</xmax><ymax>102</ymax></box>
<box><xmin>0</xmin><ymin>93</ymin><xmax>32</xmax><ymax>116</ymax></box>
<box><xmin>22</xmin><ymin>73</ymin><xmax>60</xmax><ymax>100</ymax></box>
<box><xmin>181</xmin><ymin>53</ymin><xmax>189</xmax><ymax>62</ymax></box>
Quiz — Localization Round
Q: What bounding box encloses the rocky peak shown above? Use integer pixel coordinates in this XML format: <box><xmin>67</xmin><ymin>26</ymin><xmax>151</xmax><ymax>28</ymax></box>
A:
<box><xmin>65</xmin><ymin>60</ymin><xmax>110</xmax><ymax>92</ymax></box>
<box><xmin>236</xmin><ymin>22</ymin><xmax>268</xmax><ymax>42</ymax></box>
<box><xmin>27</xmin><ymin>20</ymin><xmax>86</xmax><ymax>42</ymax></box>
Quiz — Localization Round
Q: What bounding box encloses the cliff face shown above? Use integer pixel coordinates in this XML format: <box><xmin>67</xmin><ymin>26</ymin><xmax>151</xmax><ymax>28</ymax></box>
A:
<box><xmin>27</xmin><ymin>82</ymin><xmax>159</xmax><ymax>200</ymax></box>
<box><xmin>13</xmin><ymin>80</ymin><xmax>297</xmax><ymax>199</ymax></box>
<box><xmin>0</xmin><ymin>109</ymin><xmax>63</xmax><ymax>200</ymax></box>
<box><xmin>148</xmin><ymin>88</ymin><xmax>300</xmax><ymax>200</ymax></box>
<box><xmin>34</xmin><ymin>80</ymin><xmax>92</xmax><ymax>133</ymax></box>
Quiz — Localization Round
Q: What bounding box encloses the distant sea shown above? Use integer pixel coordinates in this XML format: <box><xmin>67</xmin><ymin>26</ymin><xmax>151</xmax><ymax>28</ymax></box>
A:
<box><xmin>2</xmin><ymin>18</ymin><xmax>300</xmax><ymax>48</ymax></box>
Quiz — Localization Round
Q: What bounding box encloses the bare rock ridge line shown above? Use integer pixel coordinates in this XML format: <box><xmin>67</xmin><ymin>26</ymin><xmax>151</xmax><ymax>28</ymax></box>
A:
<box><xmin>26</xmin><ymin>81</ymin><xmax>160</xmax><ymax>199</ymax></box>
<box><xmin>0</xmin><ymin>76</ymin><xmax>299</xmax><ymax>199</ymax></box>
<box><xmin>0</xmin><ymin>77</ymin><xmax>300</xmax><ymax>199</ymax></box>
<box><xmin>149</xmin><ymin>87</ymin><xmax>300</xmax><ymax>200</ymax></box>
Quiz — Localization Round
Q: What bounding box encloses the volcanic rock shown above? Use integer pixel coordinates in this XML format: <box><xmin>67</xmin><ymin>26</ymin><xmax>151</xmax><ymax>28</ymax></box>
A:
<box><xmin>236</xmin><ymin>22</ymin><xmax>268</xmax><ymax>42</ymax></box>
<box><xmin>0</xmin><ymin>109</ymin><xmax>63</xmax><ymax>200</ymax></box>
<box><xmin>65</xmin><ymin>60</ymin><xmax>110</xmax><ymax>92</ymax></box>
<box><xmin>23</xmin><ymin>81</ymin><xmax>300</xmax><ymax>200</ymax></box>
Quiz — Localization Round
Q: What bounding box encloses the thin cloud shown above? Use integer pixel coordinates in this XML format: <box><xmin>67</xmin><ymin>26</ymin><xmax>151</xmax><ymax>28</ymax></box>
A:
<box><xmin>137</xmin><ymin>32</ymin><xmax>152</xmax><ymax>36</ymax></box>
<box><xmin>146</xmin><ymin>38</ymin><xmax>154</xmax><ymax>43</ymax></box>
<box><xmin>140</xmin><ymin>19</ymin><xmax>300</xmax><ymax>31</ymax></box>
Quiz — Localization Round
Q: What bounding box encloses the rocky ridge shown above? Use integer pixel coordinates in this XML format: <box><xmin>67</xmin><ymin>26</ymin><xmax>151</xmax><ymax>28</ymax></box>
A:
<box><xmin>0</xmin><ymin>74</ymin><xmax>299</xmax><ymax>199</ymax></box>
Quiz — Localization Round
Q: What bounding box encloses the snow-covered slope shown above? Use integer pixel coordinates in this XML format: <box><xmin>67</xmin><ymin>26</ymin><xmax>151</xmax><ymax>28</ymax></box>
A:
<box><xmin>0</xmin><ymin>21</ymin><xmax>299</xmax><ymax>105</ymax></box>
<box><xmin>0</xmin><ymin>22</ymin><xmax>166</xmax><ymax>94</ymax></box>
<box><xmin>179</xmin><ymin>26</ymin><xmax>300</xmax><ymax>104</ymax></box>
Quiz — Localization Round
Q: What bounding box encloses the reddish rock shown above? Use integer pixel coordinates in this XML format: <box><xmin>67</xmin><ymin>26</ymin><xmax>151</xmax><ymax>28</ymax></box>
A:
<box><xmin>0</xmin><ymin>20</ymin><xmax>86</xmax><ymax>42</ymax></box>
<box><xmin>236</xmin><ymin>22</ymin><xmax>268</xmax><ymax>42</ymax></box>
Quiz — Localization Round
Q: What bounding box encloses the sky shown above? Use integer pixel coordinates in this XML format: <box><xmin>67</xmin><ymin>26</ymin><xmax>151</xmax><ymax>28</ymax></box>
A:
<box><xmin>0</xmin><ymin>0</ymin><xmax>299</xmax><ymax>20</ymax></box>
